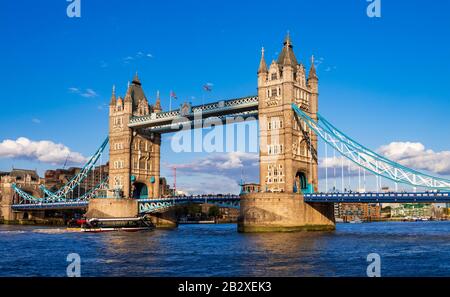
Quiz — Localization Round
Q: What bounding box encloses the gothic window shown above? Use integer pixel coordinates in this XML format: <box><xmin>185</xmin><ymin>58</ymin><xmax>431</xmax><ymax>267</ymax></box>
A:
<box><xmin>271</xmin><ymin>73</ymin><xmax>277</xmax><ymax>80</ymax></box>
<box><xmin>300</xmin><ymin>142</ymin><xmax>308</xmax><ymax>157</ymax></box>
<box><xmin>269</xmin><ymin>118</ymin><xmax>283</xmax><ymax>130</ymax></box>
<box><xmin>271</xmin><ymin>88</ymin><xmax>277</xmax><ymax>98</ymax></box>
<box><xmin>114</xmin><ymin>176</ymin><xmax>122</xmax><ymax>187</ymax></box>
<box><xmin>139</xmin><ymin>157</ymin><xmax>145</xmax><ymax>170</ymax></box>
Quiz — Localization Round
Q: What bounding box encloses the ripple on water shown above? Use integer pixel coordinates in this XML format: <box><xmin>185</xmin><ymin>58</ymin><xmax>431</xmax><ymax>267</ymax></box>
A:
<box><xmin>1</xmin><ymin>222</ymin><xmax>450</xmax><ymax>276</ymax></box>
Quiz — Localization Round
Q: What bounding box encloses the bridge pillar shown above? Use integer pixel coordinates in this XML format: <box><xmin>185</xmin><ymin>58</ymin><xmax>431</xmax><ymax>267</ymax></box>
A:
<box><xmin>238</xmin><ymin>192</ymin><xmax>335</xmax><ymax>232</ymax></box>
<box><xmin>86</xmin><ymin>198</ymin><xmax>177</xmax><ymax>228</ymax></box>
<box><xmin>0</xmin><ymin>182</ymin><xmax>18</xmax><ymax>222</ymax></box>
<box><xmin>238</xmin><ymin>35</ymin><xmax>335</xmax><ymax>232</ymax></box>
<box><xmin>108</xmin><ymin>76</ymin><xmax>162</xmax><ymax>199</ymax></box>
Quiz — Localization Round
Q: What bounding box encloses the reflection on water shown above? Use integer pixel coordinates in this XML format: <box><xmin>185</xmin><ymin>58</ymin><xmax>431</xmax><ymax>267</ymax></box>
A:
<box><xmin>1</xmin><ymin>222</ymin><xmax>450</xmax><ymax>276</ymax></box>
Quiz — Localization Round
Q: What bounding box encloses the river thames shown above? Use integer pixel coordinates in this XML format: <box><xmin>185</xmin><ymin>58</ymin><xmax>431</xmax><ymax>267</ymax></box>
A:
<box><xmin>1</xmin><ymin>222</ymin><xmax>450</xmax><ymax>277</ymax></box>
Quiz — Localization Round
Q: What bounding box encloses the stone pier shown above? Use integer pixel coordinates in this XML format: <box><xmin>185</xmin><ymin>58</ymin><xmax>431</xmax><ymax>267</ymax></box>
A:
<box><xmin>85</xmin><ymin>198</ymin><xmax>177</xmax><ymax>228</ymax></box>
<box><xmin>238</xmin><ymin>192</ymin><xmax>335</xmax><ymax>232</ymax></box>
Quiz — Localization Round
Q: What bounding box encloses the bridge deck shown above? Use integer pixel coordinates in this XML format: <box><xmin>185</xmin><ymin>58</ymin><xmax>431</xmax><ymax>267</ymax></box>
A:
<box><xmin>11</xmin><ymin>201</ymin><xmax>89</xmax><ymax>211</ymax></box>
<box><xmin>304</xmin><ymin>192</ymin><xmax>450</xmax><ymax>203</ymax></box>
<box><xmin>128</xmin><ymin>95</ymin><xmax>258</xmax><ymax>132</ymax></box>
<box><xmin>10</xmin><ymin>192</ymin><xmax>450</xmax><ymax>211</ymax></box>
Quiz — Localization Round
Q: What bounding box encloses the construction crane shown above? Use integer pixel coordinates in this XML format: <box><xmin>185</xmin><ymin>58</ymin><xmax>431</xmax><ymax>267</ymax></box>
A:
<box><xmin>173</xmin><ymin>166</ymin><xmax>177</xmax><ymax>196</ymax></box>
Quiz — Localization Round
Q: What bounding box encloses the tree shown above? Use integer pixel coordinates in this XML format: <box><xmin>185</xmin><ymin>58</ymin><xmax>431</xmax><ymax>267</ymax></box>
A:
<box><xmin>208</xmin><ymin>205</ymin><xmax>220</xmax><ymax>219</ymax></box>
<box><xmin>186</xmin><ymin>203</ymin><xmax>202</xmax><ymax>217</ymax></box>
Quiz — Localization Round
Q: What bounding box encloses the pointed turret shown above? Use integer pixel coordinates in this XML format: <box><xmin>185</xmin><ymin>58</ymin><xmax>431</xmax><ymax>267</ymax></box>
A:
<box><xmin>258</xmin><ymin>47</ymin><xmax>268</xmax><ymax>74</ymax></box>
<box><xmin>308</xmin><ymin>55</ymin><xmax>319</xmax><ymax>95</ymax></box>
<box><xmin>109</xmin><ymin>85</ymin><xmax>116</xmax><ymax>105</ymax></box>
<box><xmin>308</xmin><ymin>55</ymin><xmax>318</xmax><ymax>79</ymax></box>
<box><xmin>277</xmin><ymin>31</ymin><xmax>298</xmax><ymax>67</ymax></box>
<box><xmin>132</xmin><ymin>72</ymin><xmax>141</xmax><ymax>86</ymax></box>
<box><xmin>117</xmin><ymin>96</ymin><xmax>123</xmax><ymax>106</ymax></box>
<box><xmin>124</xmin><ymin>82</ymin><xmax>132</xmax><ymax>103</ymax></box>
<box><xmin>154</xmin><ymin>90</ymin><xmax>162</xmax><ymax>113</ymax></box>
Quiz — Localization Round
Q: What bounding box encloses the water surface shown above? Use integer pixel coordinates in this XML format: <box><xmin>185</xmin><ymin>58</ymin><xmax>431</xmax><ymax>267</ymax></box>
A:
<box><xmin>1</xmin><ymin>222</ymin><xmax>450</xmax><ymax>276</ymax></box>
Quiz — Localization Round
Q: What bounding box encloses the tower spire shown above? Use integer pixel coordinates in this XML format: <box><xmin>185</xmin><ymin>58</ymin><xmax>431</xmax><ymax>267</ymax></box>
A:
<box><xmin>132</xmin><ymin>71</ymin><xmax>141</xmax><ymax>85</ymax></box>
<box><xmin>258</xmin><ymin>47</ymin><xmax>268</xmax><ymax>74</ymax></box>
<box><xmin>154</xmin><ymin>90</ymin><xmax>162</xmax><ymax>112</ymax></box>
<box><xmin>109</xmin><ymin>84</ymin><xmax>116</xmax><ymax>105</ymax></box>
<box><xmin>284</xmin><ymin>31</ymin><xmax>292</xmax><ymax>48</ymax></box>
<box><xmin>124</xmin><ymin>82</ymin><xmax>132</xmax><ymax>102</ymax></box>
<box><xmin>277</xmin><ymin>32</ymin><xmax>297</xmax><ymax>66</ymax></box>
<box><xmin>308</xmin><ymin>55</ymin><xmax>318</xmax><ymax>79</ymax></box>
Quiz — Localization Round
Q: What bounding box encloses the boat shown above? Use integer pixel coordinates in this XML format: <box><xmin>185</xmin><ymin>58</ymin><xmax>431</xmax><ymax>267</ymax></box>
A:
<box><xmin>349</xmin><ymin>217</ymin><xmax>363</xmax><ymax>224</ymax></box>
<box><xmin>80</xmin><ymin>217</ymin><xmax>155</xmax><ymax>233</ymax></box>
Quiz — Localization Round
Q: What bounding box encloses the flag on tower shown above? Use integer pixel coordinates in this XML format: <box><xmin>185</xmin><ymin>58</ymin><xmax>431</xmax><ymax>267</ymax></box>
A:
<box><xmin>203</xmin><ymin>83</ymin><xmax>213</xmax><ymax>92</ymax></box>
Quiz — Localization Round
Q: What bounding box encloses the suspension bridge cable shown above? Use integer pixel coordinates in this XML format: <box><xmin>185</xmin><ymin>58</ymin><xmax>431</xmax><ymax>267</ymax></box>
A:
<box><xmin>309</xmin><ymin>127</ymin><xmax>312</xmax><ymax>189</ymax></box>
<box><xmin>341</xmin><ymin>155</ymin><xmax>344</xmax><ymax>192</ymax></box>
<box><xmin>358</xmin><ymin>155</ymin><xmax>361</xmax><ymax>192</ymax></box>
<box><xmin>292</xmin><ymin>104</ymin><xmax>450</xmax><ymax>190</ymax></box>
<box><xmin>333</xmin><ymin>149</ymin><xmax>337</xmax><ymax>192</ymax></box>
<box><xmin>364</xmin><ymin>168</ymin><xmax>366</xmax><ymax>192</ymax></box>
<box><xmin>347</xmin><ymin>160</ymin><xmax>351</xmax><ymax>191</ymax></box>
<box><xmin>325</xmin><ymin>142</ymin><xmax>328</xmax><ymax>192</ymax></box>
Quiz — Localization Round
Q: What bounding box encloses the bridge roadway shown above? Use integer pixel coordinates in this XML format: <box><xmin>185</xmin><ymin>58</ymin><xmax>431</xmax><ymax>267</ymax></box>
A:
<box><xmin>10</xmin><ymin>192</ymin><xmax>450</xmax><ymax>212</ymax></box>
<box><xmin>303</xmin><ymin>191</ymin><xmax>450</xmax><ymax>203</ymax></box>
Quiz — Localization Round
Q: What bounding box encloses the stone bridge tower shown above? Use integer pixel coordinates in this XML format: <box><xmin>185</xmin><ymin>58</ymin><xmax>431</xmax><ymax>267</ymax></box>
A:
<box><xmin>257</xmin><ymin>33</ymin><xmax>319</xmax><ymax>194</ymax></box>
<box><xmin>108</xmin><ymin>74</ymin><xmax>161</xmax><ymax>199</ymax></box>
<box><xmin>238</xmin><ymin>34</ymin><xmax>335</xmax><ymax>232</ymax></box>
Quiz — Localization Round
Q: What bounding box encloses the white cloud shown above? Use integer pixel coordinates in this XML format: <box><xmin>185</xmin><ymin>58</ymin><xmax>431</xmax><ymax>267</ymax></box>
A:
<box><xmin>177</xmin><ymin>172</ymin><xmax>241</xmax><ymax>195</ymax></box>
<box><xmin>31</xmin><ymin>118</ymin><xmax>41</xmax><ymax>124</ymax></box>
<box><xmin>123</xmin><ymin>51</ymin><xmax>153</xmax><ymax>64</ymax></box>
<box><xmin>123</xmin><ymin>56</ymin><xmax>134</xmax><ymax>63</ymax></box>
<box><xmin>68</xmin><ymin>87</ymin><xmax>98</xmax><ymax>98</ymax></box>
<box><xmin>173</xmin><ymin>152</ymin><xmax>258</xmax><ymax>171</ymax></box>
<box><xmin>80</xmin><ymin>88</ymin><xmax>98</xmax><ymax>98</ymax></box>
<box><xmin>0</xmin><ymin>137</ymin><xmax>88</xmax><ymax>165</ymax></box>
<box><xmin>68</xmin><ymin>87</ymin><xmax>79</xmax><ymax>93</ymax></box>
<box><xmin>164</xmin><ymin>152</ymin><xmax>259</xmax><ymax>193</ymax></box>
<box><xmin>318</xmin><ymin>141</ymin><xmax>450</xmax><ymax>176</ymax></box>
<box><xmin>378</xmin><ymin>142</ymin><xmax>450</xmax><ymax>175</ymax></box>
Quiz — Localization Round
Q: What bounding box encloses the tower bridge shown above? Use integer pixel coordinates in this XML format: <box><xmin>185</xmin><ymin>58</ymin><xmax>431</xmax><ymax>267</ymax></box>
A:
<box><xmin>5</xmin><ymin>34</ymin><xmax>450</xmax><ymax>231</ymax></box>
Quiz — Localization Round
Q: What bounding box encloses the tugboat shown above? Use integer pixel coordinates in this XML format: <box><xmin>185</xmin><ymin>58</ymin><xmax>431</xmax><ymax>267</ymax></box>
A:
<box><xmin>80</xmin><ymin>216</ymin><xmax>155</xmax><ymax>233</ymax></box>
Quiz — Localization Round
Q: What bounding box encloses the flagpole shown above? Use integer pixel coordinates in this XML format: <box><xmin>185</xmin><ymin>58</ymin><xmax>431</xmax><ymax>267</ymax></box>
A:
<box><xmin>169</xmin><ymin>91</ymin><xmax>172</xmax><ymax>112</ymax></box>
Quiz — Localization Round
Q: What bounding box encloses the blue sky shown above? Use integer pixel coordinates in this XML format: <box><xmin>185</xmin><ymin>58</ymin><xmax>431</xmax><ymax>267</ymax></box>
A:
<box><xmin>0</xmin><ymin>0</ymin><xmax>449</xmax><ymax>193</ymax></box>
